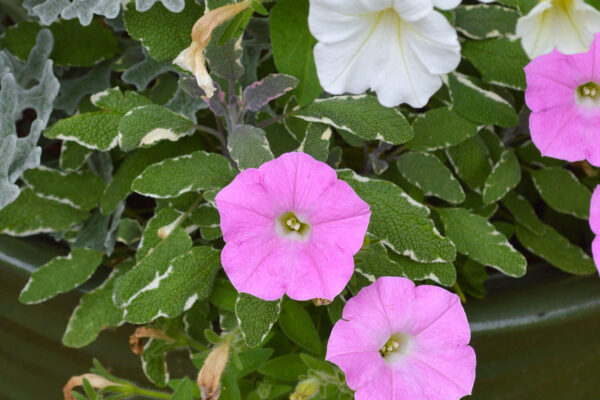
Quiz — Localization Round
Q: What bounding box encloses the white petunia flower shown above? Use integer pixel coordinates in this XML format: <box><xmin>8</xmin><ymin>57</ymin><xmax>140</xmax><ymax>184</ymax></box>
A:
<box><xmin>308</xmin><ymin>0</ymin><xmax>461</xmax><ymax>108</ymax></box>
<box><xmin>516</xmin><ymin>0</ymin><xmax>600</xmax><ymax>59</ymax></box>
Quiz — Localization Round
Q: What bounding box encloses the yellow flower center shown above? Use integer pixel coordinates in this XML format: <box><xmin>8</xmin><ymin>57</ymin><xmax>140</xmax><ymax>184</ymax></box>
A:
<box><xmin>576</xmin><ymin>82</ymin><xmax>600</xmax><ymax>107</ymax></box>
<box><xmin>379</xmin><ymin>332</ymin><xmax>412</xmax><ymax>362</ymax></box>
<box><xmin>277</xmin><ymin>212</ymin><xmax>311</xmax><ymax>240</ymax></box>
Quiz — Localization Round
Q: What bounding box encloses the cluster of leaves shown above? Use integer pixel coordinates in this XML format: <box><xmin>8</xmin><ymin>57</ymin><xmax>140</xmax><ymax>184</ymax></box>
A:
<box><xmin>1</xmin><ymin>0</ymin><xmax>599</xmax><ymax>398</ymax></box>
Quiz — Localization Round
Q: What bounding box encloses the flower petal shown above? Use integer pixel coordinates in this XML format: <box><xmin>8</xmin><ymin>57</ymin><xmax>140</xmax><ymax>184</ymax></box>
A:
<box><xmin>257</xmin><ymin>152</ymin><xmax>338</xmax><ymax>214</ymax></box>
<box><xmin>221</xmin><ymin>238</ymin><xmax>292</xmax><ymax>301</ymax></box>
<box><xmin>285</xmin><ymin>241</ymin><xmax>355</xmax><ymax>301</ymax></box>
<box><xmin>216</xmin><ymin>169</ymin><xmax>279</xmax><ymax>243</ymax></box>
<box><xmin>592</xmin><ymin>235</ymin><xmax>600</xmax><ymax>275</ymax></box>
<box><xmin>391</xmin><ymin>349</ymin><xmax>475</xmax><ymax>399</ymax></box>
<box><xmin>517</xmin><ymin>0</ymin><xmax>600</xmax><ymax>58</ymax></box>
<box><xmin>590</xmin><ymin>187</ymin><xmax>600</xmax><ymax>235</ymax></box>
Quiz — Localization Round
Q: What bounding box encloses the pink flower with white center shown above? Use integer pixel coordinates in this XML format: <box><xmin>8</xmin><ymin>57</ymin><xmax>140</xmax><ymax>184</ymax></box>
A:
<box><xmin>327</xmin><ymin>277</ymin><xmax>476</xmax><ymax>400</ymax></box>
<box><xmin>215</xmin><ymin>152</ymin><xmax>371</xmax><ymax>301</ymax></box>
<box><xmin>524</xmin><ymin>33</ymin><xmax>600</xmax><ymax>166</ymax></box>
<box><xmin>590</xmin><ymin>186</ymin><xmax>600</xmax><ymax>275</ymax></box>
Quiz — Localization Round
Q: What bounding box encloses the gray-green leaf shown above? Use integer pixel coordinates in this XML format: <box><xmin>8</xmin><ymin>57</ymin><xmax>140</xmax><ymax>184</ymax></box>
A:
<box><xmin>294</xmin><ymin>95</ymin><xmax>413</xmax><ymax>145</ymax></box>
<box><xmin>438</xmin><ymin>207</ymin><xmax>526</xmax><ymax>277</ymax></box>
<box><xmin>132</xmin><ymin>151</ymin><xmax>235</xmax><ymax>198</ymax></box>
<box><xmin>19</xmin><ymin>248</ymin><xmax>103</xmax><ymax>304</ymax></box>
<box><xmin>407</xmin><ymin>107</ymin><xmax>479</xmax><ymax>151</ymax></box>
<box><xmin>228</xmin><ymin>125</ymin><xmax>274</xmax><ymax>170</ymax></box>
<box><xmin>531</xmin><ymin>168</ymin><xmax>591</xmax><ymax>219</ymax></box>
<box><xmin>448</xmin><ymin>73</ymin><xmax>519</xmax><ymax>128</ymax></box>
<box><xmin>482</xmin><ymin>150</ymin><xmax>521</xmax><ymax>204</ymax></box>
<box><xmin>339</xmin><ymin>170</ymin><xmax>456</xmax><ymax>263</ymax></box>
<box><xmin>121</xmin><ymin>246</ymin><xmax>221</xmax><ymax>324</ymax></box>
<box><xmin>235</xmin><ymin>294</ymin><xmax>281</xmax><ymax>348</ymax></box>
<box><xmin>397</xmin><ymin>151</ymin><xmax>465</xmax><ymax>204</ymax></box>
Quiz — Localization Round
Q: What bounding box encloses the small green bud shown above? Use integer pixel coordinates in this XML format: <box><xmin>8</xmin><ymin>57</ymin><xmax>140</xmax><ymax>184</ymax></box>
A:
<box><xmin>290</xmin><ymin>378</ymin><xmax>320</xmax><ymax>400</ymax></box>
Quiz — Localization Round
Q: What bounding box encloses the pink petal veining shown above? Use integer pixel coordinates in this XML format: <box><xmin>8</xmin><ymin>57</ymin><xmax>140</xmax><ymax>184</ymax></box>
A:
<box><xmin>525</xmin><ymin>33</ymin><xmax>600</xmax><ymax>166</ymax></box>
<box><xmin>327</xmin><ymin>277</ymin><xmax>476</xmax><ymax>400</ymax></box>
<box><xmin>215</xmin><ymin>152</ymin><xmax>371</xmax><ymax>301</ymax></box>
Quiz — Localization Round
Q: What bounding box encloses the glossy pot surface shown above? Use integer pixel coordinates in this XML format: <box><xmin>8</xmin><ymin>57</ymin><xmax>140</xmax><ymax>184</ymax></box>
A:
<box><xmin>1</xmin><ymin>236</ymin><xmax>600</xmax><ymax>399</ymax></box>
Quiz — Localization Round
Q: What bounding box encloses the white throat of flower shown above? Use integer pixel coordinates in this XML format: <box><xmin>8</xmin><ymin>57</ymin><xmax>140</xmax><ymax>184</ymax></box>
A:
<box><xmin>276</xmin><ymin>211</ymin><xmax>311</xmax><ymax>241</ymax></box>
<box><xmin>380</xmin><ymin>332</ymin><xmax>413</xmax><ymax>364</ymax></box>
<box><xmin>576</xmin><ymin>81</ymin><xmax>600</xmax><ymax>107</ymax></box>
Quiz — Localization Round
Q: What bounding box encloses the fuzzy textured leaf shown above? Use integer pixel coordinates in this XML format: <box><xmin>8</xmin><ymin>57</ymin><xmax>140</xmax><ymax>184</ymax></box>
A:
<box><xmin>294</xmin><ymin>95</ymin><xmax>413</xmax><ymax>145</ymax></box>
<box><xmin>339</xmin><ymin>170</ymin><xmax>456</xmax><ymax>263</ymax></box>
<box><xmin>438</xmin><ymin>207</ymin><xmax>527</xmax><ymax>277</ymax></box>
<box><xmin>531</xmin><ymin>168</ymin><xmax>591</xmax><ymax>219</ymax></box>
<box><xmin>19</xmin><ymin>248</ymin><xmax>103</xmax><ymax>304</ymax></box>
<box><xmin>236</xmin><ymin>294</ymin><xmax>281</xmax><ymax>348</ymax></box>
<box><xmin>397</xmin><ymin>151</ymin><xmax>465</xmax><ymax>204</ymax></box>
<box><xmin>407</xmin><ymin>107</ymin><xmax>479</xmax><ymax>151</ymax></box>
<box><xmin>132</xmin><ymin>151</ymin><xmax>235</xmax><ymax>198</ymax></box>
<box><xmin>122</xmin><ymin>246</ymin><xmax>221</xmax><ymax>324</ymax></box>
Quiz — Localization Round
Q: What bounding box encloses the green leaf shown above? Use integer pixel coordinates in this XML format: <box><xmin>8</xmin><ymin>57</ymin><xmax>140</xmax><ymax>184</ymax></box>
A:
<box><xmin>270</xmin><ymin>0</ymin><xmax>322</xmax><ymax>106</ymax></box>
<box><xmin>339</xmin><ymin>170</ymin><xmax>456</xmax><ymax>263</ymax></box>
<box><xmin>407</xmin><ymin>107</ymin><xmax>479</xmax><ymax>151</ymax></box>
<box><xmin>0</xmin><ymin>19</ymin><xmax>119</xmax><ymax>67</ymax></box>
<box><xmin>438</xmin><ymin>207</ymin><xmax>527</xmax><ymax>277</ymax></box>
<box><xmin>132</xmin><ymin>151</ymin><xmax>235</xmax><ymax>198</ymax></box>
<box><xmin>44</xmin><ymin>112</ymin><xmax>121</xmax><ymax>151</ymax></box>
<box><xmin>397</xmin><ymin>151</ymin><xmax>465</xmax><ymax>204</ymax></box>
<box><xmin>19</xmin><ymin>248</ymin><xmax>103</xmax><ymax>304</ymax></box>
<box><xmin>228</xmin><ymin>125</ymin><xmax>274</xmax><ymax>170</ymax></box>
<box><xmin>448</xmin><ymin>73</ymin><xmax>519</xmax><ymax>127</ymax></box>
<box><xmin>60</xmin><ymin>141</ymin><xmax>92</xmax><ymax>171</ymax></box>
<box><xmin>23</xmin><ymin>167</ymin><xmax>105</xmax><ymax>211</ymax></box>
<box><xmin>446</xmin><ymin>134</ymin><xmax>493</xmax><ymax>194</ymax></box>
<box><xmin>92</xmin><ymin>87</ymin><xmax>154</xmax><ymax>114</ymax></box>
<box><xmin>482</xmin><ymin>150</ymin><xmax>521</xmax><ymax>204</ymax></box>
<box><xmin>204</xmin><ymin>0</ymin><xmax>244</xmax><ymax>82</ymax></box>
<box><xmin>515</xmin><ymin>222</ymin><xmax>596</xmax><ymax>275</ymax></box>
<box><xmin>142</xmin><ymin>338</ymin><xmax>174</xmax><ymax>387</ymax></box>
<box><xmin>236</xmin><ymin>294</ymin><xmax>281</xmax><ymax>348</ymax></box>
<box><xmin>45</xmin><ymin>88</ymin><xmax>152</xmax><ymax>151</ymax></box>
<box><xmin>209</xmin><ymin>279</ymin><xmax>239</xmax><ymax>311</ymax></box>
<box><xmin>297</xmin><ymin>123</ymin><xmax>331</xmax><ymax>162</ymax></box>
<box><xmin>122</xmin><ymin>246</ymin><xmax>220</xmax><ymax>324</ymax></box>
<box><xmin>278</xmin><ymin>301</ymin><xmax>321</xmax><ymax>354</ymax></box>
<box><xmin>501</xmin><ymin>192</ymin><xmax>546</xmax><ymax>235</ymax></box>
<box><xmin>455</xmin><ymin>4</ymin><xmax>519</xmax><ymax>40</ymax></box>
<box><xmin>531</xmin><ymin>168</ymin><xmax>591</xmax><ymax>219</ymax></box>
<box><xmin>355</xmin><ymin>240</ymin><xmax>457</xmax><ymax>287</ymax></box>
<box><xmin>123</xmin><ymin>0</ymin><xmax>204</xmax><ymax>62</ymax></box>
<box><xmin>62</xmin><ymin>261</ymin><xmax>132</xmax><ymax>348</ymax></box>
<box><xmin>117</xmin><ymin>218</ymin><xmax>143</xmax><ymax>245</ymax></box>
<box><xmin>258</xmin><ymin>354</ymin><xmax>308</xmax><ymax>382</ymax></box>
<box><xmin>0</xmin><ymin>188</ymin><xmax>88</xmax><ymax>236</ymax></box>
<box><xmin>170</xmin><ymin>377</ymin><xmax>196</xmax><ymax>400</ymax></box>
<box><xmin>457</xmin><ymin>259</ymin><xmax>488</xmax><ymax>300</ymax></box>
<box><xmin>118</xmin><ymin>104</ymin><xmax>195</xmax><ymax>151</ymax></box>
<box><xmin>136</xmin><ymin>208</ymin><xmax>182</xmax><ymax>260</ymax></box>
<box><xmin>113</xmin><ymin>215</ymin><xmax>193</xmax><ymax>311</ymax></box>
<box><xmin>462</xmin><ymin>38</ymin><xmax>529</xmax><ymax>90</ymax></box>
<box><xmin>294</xmin><ymin>95</ymin><xmax>413</xmax><ymax>145</ymax></box>
<box><xmin>100</xmin><ymin>136</ymin><xmax>203</xmax><ymax>214</ymax></box>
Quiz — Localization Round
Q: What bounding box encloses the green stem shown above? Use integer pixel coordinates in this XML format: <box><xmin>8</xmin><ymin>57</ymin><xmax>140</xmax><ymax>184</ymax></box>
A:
<box><xmin>128</xmin><ymin>386</ymin><xmax>171</xmax><ymax>399</ymax></box>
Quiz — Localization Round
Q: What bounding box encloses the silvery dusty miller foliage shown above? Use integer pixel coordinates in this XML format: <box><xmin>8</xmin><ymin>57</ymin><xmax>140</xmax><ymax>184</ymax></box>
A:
<box><xmin>1</xmin><ymin>0</ymin><xmax>600</xmax><ymax>399</ymax></box>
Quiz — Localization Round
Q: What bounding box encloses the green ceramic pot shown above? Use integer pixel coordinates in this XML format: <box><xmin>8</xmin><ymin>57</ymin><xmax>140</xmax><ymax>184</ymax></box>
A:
<box><xmin>1</xmin><ymin>236</ymin><xmax>599</xmax><ymax>399</ymax></box>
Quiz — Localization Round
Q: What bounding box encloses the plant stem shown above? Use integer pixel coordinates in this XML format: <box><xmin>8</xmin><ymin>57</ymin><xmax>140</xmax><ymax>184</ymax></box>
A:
<box><xmin>256</xmin><ymin>112</ymin><xmax>290</xmax><ymax>129</ymax></box>
<box><xmin>128</xmin><ymin>386</ymin><xmax>171</xmax><ymax>399</ymax></box>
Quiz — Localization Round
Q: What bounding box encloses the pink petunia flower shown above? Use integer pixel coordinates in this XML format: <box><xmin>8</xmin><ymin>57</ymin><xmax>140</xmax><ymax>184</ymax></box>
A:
<box><xmin>590</xmin><ymin>186</ymin><xmax>600</xmax><ymax>275</ymax></box>
<box><xmin>524</xmin><ymin>33</ymin><xmax>600</xmax><ymax>166</ymax></box>
<box><xmin>327</xmin><ymin>277</ymin><xmax>476</xmax><ymax>400</ymax></box>
<box><xmin>215</xmin><ymin>152</ymin><xmax>371</xmax><ymax>301</ymax></box>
